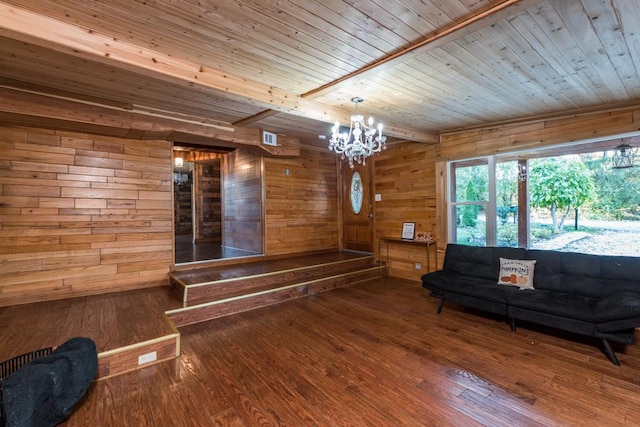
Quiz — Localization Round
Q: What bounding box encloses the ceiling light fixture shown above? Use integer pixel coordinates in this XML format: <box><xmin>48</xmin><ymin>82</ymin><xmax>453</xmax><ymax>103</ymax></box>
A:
<box><xmin>612</xmin><ymin>140</ymin><xmax>635</xmax><ymax>169</ymax></box>
<box><xmin>329</xmin><ymin>97</ymin><xmax>386</xmax><ymax>168</ymax></box>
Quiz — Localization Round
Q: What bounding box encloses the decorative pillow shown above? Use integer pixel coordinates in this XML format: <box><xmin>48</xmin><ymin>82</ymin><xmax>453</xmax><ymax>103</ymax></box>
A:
<box><xmin>498</xmin><ymin>258</ymin><xmax>536</xmax><ymax>290</ymax></box>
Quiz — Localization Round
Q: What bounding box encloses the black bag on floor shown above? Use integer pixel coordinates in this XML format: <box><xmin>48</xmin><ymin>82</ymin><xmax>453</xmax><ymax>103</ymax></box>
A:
<box><xmin>0</xmin><ymin>337</ymin><xmax>98</xmax><ymax>427</ymax></box>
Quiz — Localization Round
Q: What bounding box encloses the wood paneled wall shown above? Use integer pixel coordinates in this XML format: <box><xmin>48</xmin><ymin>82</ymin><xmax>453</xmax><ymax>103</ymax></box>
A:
<box><xmin>0</xmin><ymin>126</ymin><xmax>173</xmax><ymax>306</ymax></box>
<box><xmin>224</xmin><ymin>149</ymin><xmax>262</xmax><ymax>253</ymax></box>
<box><xmin>439</xmin><ymin>106</ymin><xmax>640</xmax><ymax>161</ymax></box>
<box><xmin>264</xmin><ymin>148</ymin><xmax>339</xmax><ymax>255</ymax></box>
<box><xmin>373</xmin><ymin>142</ymin><xmax>437</xmax><ymax>280</ymax></box>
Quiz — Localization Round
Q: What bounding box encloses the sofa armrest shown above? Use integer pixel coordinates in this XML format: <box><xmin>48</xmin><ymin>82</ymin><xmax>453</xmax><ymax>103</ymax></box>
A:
<box><xmin>421</xmin><ymin>270</ymin><xmax>459</xmax><ymax>292</ymax></box>
<box><xmin>594</xmin><ymin>292</ymin><xmax>640</xmax><ymax>332</ymax></box>
<box><xmin>594</xmin><ymin>292</ymin><xmax>640</xmax><ymax>321</ymax></box>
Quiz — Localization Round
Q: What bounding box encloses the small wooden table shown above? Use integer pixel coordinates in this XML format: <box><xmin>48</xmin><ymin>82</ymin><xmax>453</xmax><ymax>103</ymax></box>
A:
<box><xmin>378</xmin><ymin>237</ymin><xmax>437</xmax><ymax>275</ymax></box>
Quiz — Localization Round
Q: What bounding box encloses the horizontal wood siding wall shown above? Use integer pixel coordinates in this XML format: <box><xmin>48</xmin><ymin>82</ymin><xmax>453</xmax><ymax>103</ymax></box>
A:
<box><xmin>265</xmin><ymin>148</ymin><xmax>338</xmax><ymax>255</ymax></box>
<box><xmin>439</xmin><ymin>106</ymin><xmax>640</xmax><ymax>161</ymax></box>
<box><xmin>374</xmin><ymin>142</ymin><xmax>437</xmax><ymax>280</ymax></box>
<box><xmin>0</xmin><ymin>126</ymin><xmax>172</xmax><ymax>306</ymax></box>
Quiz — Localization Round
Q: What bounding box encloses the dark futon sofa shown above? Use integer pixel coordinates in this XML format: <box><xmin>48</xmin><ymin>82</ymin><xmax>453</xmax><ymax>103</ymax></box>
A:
<box><xmin>421</xmin><ymin>243</ymin><xmax>640</xmax><ymax>365</ymax></box>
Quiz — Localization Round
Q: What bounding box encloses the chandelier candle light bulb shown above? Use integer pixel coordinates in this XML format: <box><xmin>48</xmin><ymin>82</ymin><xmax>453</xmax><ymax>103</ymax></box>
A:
<box><xmin>329</xmin><ymin>97</ymin><xmax>387</xmax><ymax>168</ymax></box>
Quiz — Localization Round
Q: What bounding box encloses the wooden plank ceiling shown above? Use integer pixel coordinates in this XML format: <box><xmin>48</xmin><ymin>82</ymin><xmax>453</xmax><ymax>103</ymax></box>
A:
<box><xmin>1</xmin><ymin>0</ymin><xmax>639</xmax><ymax>145</ymax></box>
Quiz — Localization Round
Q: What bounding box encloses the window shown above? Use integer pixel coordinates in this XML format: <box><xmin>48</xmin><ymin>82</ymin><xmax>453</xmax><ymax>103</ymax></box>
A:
<box><xmin>449</xmin><ymin>158</ymin><xmax>493</xmax><ymax>246</ymax></box>
<box><xmin>350</xmin><ymin>171</ymin><xmax>363</xmax><ymax>214</ymax></box>
<box><xmin>447</xmin><ymin>143</ymin><xmax>640</xmax><ymax>257</ymax></box>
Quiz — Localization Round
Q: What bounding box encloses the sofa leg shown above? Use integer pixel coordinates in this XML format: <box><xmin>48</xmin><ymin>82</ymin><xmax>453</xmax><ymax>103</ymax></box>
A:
<box><xmin>436</xmin><ymin>299</ymin><xmax>445</xmax><ymax>314</ymax></box>
<box><xmin>509</xmin><ymin>318</ymin><xmax>516</xmax><ymax>332</ymax></box>
<box><xmin>601</xmin><ymin>339</ymin><xmax>621</xmax><ymax>366</ymax></box>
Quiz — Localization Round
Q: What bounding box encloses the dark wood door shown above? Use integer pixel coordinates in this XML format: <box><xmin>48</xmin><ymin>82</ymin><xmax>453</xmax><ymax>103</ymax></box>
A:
<box><xmin>341</xmin><ymin>162</ymin><xmax>374</xmax><ymax>252</ymax></box>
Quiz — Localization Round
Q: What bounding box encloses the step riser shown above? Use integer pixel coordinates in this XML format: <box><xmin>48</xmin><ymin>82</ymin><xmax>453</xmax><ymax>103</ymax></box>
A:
<box><xmin>97</xmin><ymin>312</ymin><xmax>180</xmax><ymax>379</ymax></box>
<box><xmin>307</xmin><ymin>269</ymin><xmax>382</xmax><ymax>294</ymax></box>
<box><xmin>168</xmin><ymin>267</ymin><xmax>383</xmax><ymax>327</ymax></box>
<box><xmin>97</xmin><ymin>334</ymin><xmax>179</xmax><ymax>379</ymax></box>
<box><xmin>175</xmin><ymin>257</ymin><xmax>376</xmax><ymax>307</ymax></box>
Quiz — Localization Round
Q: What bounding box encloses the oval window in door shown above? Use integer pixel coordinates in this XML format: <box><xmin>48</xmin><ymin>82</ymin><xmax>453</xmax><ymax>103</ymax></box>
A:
<box><xmin>350</xmin><ymin>171</ymin><xmax>363</xmax><ymax>214</ymax></box>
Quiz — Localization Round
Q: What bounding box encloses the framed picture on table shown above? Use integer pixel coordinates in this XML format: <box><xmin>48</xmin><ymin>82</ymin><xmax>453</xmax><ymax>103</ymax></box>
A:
<box><xmin>401</xmin><ymin>222</ymin><xmax>416</xmax><ymax>240</ymax></box>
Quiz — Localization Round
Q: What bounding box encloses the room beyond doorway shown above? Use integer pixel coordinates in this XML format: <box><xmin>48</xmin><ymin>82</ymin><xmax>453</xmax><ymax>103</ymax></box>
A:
<box><xmin>173</xmin><ymin>144</ymin><xmax>264</xmax><ymax>264</ymax></box>
<box><xmin>174</xmin><ymin>235</ymin><xmax>259</xmax><ymax>263</ymax></box>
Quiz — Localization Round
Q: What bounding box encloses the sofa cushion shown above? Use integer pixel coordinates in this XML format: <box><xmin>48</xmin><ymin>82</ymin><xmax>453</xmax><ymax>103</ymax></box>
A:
<box><xmin>508</xmin><ymin>289</ymin><xmax>597</xmax><ymax>322</ymax></box>
<box><xmin>498</xmin><ymin>258</ymin><xmax>536</xmax><ymax>289</ymax></box>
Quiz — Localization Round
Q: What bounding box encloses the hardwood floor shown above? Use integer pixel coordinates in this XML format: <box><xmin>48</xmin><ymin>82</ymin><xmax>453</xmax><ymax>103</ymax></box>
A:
<box><xmin>62</xmin><ymin>277</ymin><xmax>640</xmax><ymax>426</ymax></box>
<box><xmin>175</xmin><ymin>235</ymin><xmax>260</xmax><ymax>264</ymax></box>
<box><xmin>0</xmin><ymin>287</ymin><xmax>182</xmax><ymax>362</ymax></box>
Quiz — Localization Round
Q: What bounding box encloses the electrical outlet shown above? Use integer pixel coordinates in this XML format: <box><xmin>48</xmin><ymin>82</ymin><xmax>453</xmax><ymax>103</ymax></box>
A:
<box><xmin>415</xmin><ymin>262</ymin><xmax>422</xmax><ymax>270</ymax></box>
<box><xmin>138</xmin><ymin>351</ymin><xmax>157</xmax><ymax>365</ymax></box>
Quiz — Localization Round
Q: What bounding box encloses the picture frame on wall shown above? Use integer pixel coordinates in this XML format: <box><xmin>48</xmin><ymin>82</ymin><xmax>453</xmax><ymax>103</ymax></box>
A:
<box><xmin>401</xmin><ymin>222</ymin><xmax>416</xmax><ymax>240</ymax></box>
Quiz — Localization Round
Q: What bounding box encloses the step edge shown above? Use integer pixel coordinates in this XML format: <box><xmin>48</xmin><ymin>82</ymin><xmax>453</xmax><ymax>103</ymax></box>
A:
<box><xmin>183</xmin><ymin>256</ymin><xmax>376</xmax><ymax>289</ymax></box>
<box><xmin>97</xmin><ymin>332</ymin><xmax>180</xmax><ymax>358</ymax></box>
<box><xmin>165</xmin><ymin>266</ymin><xmax>383</xmax><ymax>315</ymax></box>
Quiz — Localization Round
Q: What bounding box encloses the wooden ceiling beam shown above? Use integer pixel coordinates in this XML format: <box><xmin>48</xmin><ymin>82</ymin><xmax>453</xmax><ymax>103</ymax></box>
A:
<box><xmin>232</xmin><ymin>110</ymin><xmax>281</xmax><ymax>127</ymax></box>
<box><xmin>302</xmin><ymin>0</ymin><xmax>546</xmax><ymax>100</ymax></box>
<box><xmin>0</xmin><ymin>86</ymin><xmax>301</xmax><ymax>155</ymax></box>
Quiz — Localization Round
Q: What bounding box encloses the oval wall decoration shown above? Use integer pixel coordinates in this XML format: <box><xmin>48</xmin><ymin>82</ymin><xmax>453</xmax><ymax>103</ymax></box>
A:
<box><xmin>350</xmin><ymin>171</ymin><xmax>363</xmax><ymax>215</ymax></box>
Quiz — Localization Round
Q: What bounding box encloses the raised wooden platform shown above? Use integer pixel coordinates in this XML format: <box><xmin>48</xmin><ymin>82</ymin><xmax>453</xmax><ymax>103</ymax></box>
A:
<box><xmin>0</xmin><ymin>287</ymin><xmax>183</xmax><ymax>380</ymax></box>
<box><xmin>167</xmin><ymin>251</ymin><xmax>384</xmax><ymax>327</ymax></box>
<box><xmin>0</xmin><ymin>251</ymin><xmax>382</xmax><ymax>379</ymax></box>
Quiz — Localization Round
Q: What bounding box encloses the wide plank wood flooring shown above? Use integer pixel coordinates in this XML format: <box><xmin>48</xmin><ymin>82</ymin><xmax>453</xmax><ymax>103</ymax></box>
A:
<box><xmin>0</xmin><ymin>287</ymin><xmax>182</xmax><ymax>362</ymax></box>
<box><xmin>174</xmin><ymin>235</ymin><xmax>260</xmax><ymax>264</ymax></box>
<box><xmin>62</xmin><ymin>277</ymin><xmax>640</xmax><ymax>426</ymax></box>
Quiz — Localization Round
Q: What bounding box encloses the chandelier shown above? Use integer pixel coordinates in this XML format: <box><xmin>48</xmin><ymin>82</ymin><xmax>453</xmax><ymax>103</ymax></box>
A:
<box><xmin>612</xmin><ymin>139</ymin><xmax>635</xmax><ymax>169</ymax></box>
<box><xmin>329</xmin><ymin>97</ymin><xmax>387</xmax><ymax>168</ymax></box>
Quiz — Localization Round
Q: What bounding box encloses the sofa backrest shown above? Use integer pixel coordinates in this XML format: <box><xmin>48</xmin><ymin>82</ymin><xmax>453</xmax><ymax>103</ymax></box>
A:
<box><xmin>443</xmin><ymin>244</ymin><xmax>525</xmax><ymax>281</ymax></box>
<box><xmin>599</xmin><ymin>254</ymin><xmax>640</xmax><ymax>296</ymax></box>
<box><xmin>526</xmin><ymin>250</ymin><xmax>603</xmax><ymax>298</ymax></box>
<box><xmin>526</xmin><ymin>250</ymin><xmax>640</xmax><ymax>298</ymax></box>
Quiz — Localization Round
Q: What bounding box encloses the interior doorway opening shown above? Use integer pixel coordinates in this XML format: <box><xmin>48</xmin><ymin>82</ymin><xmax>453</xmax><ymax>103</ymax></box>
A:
<box><xmin>173</xmin><ymin>144</ymin><xmax>264</xmax><ymax>264</ymax></box>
